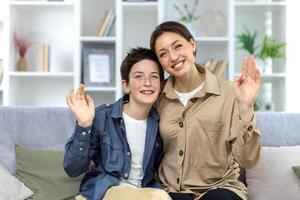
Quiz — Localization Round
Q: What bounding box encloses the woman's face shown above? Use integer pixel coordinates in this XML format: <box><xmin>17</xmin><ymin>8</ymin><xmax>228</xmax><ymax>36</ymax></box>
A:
<box><xmin>154</xmin><ymin>32</ymin><xmax>196</xmax><ymax>78</ymax></box>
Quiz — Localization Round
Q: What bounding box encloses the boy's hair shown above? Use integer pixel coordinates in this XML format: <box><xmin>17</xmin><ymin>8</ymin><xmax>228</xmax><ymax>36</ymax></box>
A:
<box><xmin>120</xmin><ymin>47</ymin><xmax>164</xmax><ymax>83</ymax></box>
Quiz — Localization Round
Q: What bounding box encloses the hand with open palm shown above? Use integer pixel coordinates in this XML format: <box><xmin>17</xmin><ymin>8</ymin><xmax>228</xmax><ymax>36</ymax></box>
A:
<box><xmin>234</xmin><ymin>56</ymin><xmax>261</xmax><ymax>122</ymax></box>
<box><xmin>66</xmin><ymin>84</ymin><xmax>95</xmax><ymax>127</ymax></box>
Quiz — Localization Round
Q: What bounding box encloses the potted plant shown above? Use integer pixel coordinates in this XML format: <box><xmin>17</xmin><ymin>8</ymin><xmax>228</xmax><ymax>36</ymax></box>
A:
<box><xmin>236</xmin><ymin>27</ymin><xmax>259</xmax><ymax>56</ymax></box>
<box><xmin>13</xmin><ymin>32</ymin><xmax>32</xmax><ymax>71</ymax></box>
<box><xmin>236</xmin><ymin>28</ymin><xmax>286</xmax><ymax>74</ymax></box>
<box><xmin>173</xmin><ymin>0</ymin><xmax>200</xmax><ymax>36</ymax></box>
<box><xmin>258</xmin><ymin>35</ymin><xmax>286</xmax><ymax>74</ymax></box>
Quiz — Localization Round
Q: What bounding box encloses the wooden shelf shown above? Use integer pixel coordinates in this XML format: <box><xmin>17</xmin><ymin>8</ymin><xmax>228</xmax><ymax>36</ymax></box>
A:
<box><xmin>80</xmin><ymin>36</ymin><xmax>116</xmax><ymax>43</ymax></box>
<box><xmin>194</xmin><ymin>37</ymin><xmax>229</xmax><ymax>43</ymax></box>
<box><xmin>9</xmin><ymin>1</ymin><xmax>74</xmax><ymax>6</ymax></box>
<box><xmin>9</xmin><ymin>71</ymin><xmax>74</xmax><ymax>78</ymax></box>
<box><xmin>234</xmin><ymin>73</ymin><xmax>286</xmax><ymax>78</ymax></box>
<box><xmin>122</xmin><ymin>1</ymin><xmax>158</xmax><ymax>7</ymax></box>
<box><xmin>85</xmin><ymin>86</ymin><xmax>116</xmax><ymax>92</ymax></box>
<box><xmin>235</xmin><ymin>2</ymin><xmax>286</xmax><ymax>7</ymax></box>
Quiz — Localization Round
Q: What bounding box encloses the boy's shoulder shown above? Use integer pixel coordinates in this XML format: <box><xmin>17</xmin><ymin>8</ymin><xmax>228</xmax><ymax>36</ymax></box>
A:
<box><xmin>95</xmin><ymin>103</ymin><xmax>113</xmax><ymax>114</ymax></box>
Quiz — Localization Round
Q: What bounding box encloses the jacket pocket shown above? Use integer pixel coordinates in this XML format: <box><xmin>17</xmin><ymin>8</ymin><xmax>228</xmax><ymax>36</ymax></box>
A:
<box><xmin>199</xmin><ymin>120</ymin><xmax>225</xmax><ymax>145</ymax></box>
<box><xmin>101</xmin><ymin>135</ymin><xmax>124</xmax><ymax>171</ymax></box>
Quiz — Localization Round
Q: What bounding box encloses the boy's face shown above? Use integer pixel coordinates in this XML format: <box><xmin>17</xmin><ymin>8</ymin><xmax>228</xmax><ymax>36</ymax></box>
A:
<box><xmin>122</xmin><ymin>59</ymin><xmax>161</xmax><ymax>107</ymax></box>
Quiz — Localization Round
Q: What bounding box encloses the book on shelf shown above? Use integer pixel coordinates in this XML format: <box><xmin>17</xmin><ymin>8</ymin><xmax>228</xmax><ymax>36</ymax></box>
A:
<box><xmin>38</xmin><ymin>44</ymin><xmax>49</xmax><ymax>72</ymax></box>
<box><xmin>214</xmin><ymin>60</ymin><xmax>229</xmax><ymax>78</ymax></box>
<box><xmin>96</xmin><ymin>10</ymin><xmax>114</xmax><ymax>37</ymax></box>
<box><xmin>103</xmin><ymin>13</ymin><xmax>115</xmax><ymax>36</ymax></box>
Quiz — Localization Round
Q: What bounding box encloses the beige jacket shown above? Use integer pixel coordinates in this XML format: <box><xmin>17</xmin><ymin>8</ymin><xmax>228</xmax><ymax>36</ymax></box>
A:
<box><xmin>156</xmin><ymin>69</ymin><xmax>261</xmax><ymax>200</ymax></box>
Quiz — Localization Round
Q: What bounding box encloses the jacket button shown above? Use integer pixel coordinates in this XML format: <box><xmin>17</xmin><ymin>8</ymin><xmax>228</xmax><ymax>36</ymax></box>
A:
<box><xmin>82</xmin><ymin>132</ymin><xmax>86</xmax><ymax>136</ymax></box>
<box><xmin>191</xmin><ymin>98</ymin><xmax>197</xmax><ymax>103</ymax></box>
<box><xmin>247</xmin><ymin>125</ymin><xmax>253</xmax><ymax>131</ymax></box>
<box><xmin>179</xmin><ymin>150</ymin><xmax>184</xmax><ymax>156</ymax></box>
<box><xmin>179</xmin><ymin>121</ymin><xmax>184</xmax><ymax>128</ymax></box>
<box><xmin>176</xmin><ymin>177</ymin><xmax>180</xmax><ymax>184</ymax></box>
<box><xmin>124</xmin><ymin>173</ymin><xmax>128</xmax><ymax>177</ymax></box>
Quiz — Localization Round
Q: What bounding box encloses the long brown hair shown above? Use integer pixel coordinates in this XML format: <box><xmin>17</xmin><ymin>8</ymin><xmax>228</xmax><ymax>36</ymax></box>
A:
<box><xmin>150</xmin><ymin>21</ymin><xmax>205</xmax><ymax>74</ymax></box>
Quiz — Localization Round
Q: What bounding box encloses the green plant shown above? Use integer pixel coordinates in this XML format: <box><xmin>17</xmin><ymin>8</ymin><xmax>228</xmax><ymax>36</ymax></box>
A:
<box><xmin>174</xmin><ymin>0</ymin><xmax>200</xmax><ymax>23</ymax></box>
<box><xmin>236</xmin><ymin>28</ymin><xmax>286</xmax><ymax>61</ymax></box>
<box><xmin>236</xmin><ymin>28</ymin><xmax>259</xmax><ymax>56</ymax></box>
<box><xmin>258</xmin><ymin>35</ymin><xmax>286</xmax><ymax>61</ymax></box>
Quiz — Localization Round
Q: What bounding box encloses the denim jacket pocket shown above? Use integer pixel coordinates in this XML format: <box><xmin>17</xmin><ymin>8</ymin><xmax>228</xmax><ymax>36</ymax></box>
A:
<box><xmin>101</xmin><ymin>135</ymin><xmax>124</xmax><ymax>171</ymax></box>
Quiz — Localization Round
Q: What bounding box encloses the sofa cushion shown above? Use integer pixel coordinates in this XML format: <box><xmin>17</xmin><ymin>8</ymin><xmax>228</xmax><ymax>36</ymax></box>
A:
<box><xmin>0</xmin><ymin>163</ymin><xmax>33</xmax><ymax>200</ymax></box>
<box><xmin>292</xmin><ymin>166</ymin><xmax>300</xmax><ymax>179</ymax></box>
<box><xmin>246</xmin><ymin>146</ymin><xmax>300</xmax><ymax>200</ymax></box>
<box><xmin>0</xmin><ymin>107</ymin><xmax>75</xmax><ymax>174</ymax></box>
<box><xmin>255</xmin><ymin>112</ymin><xmax>300</xmax><ymax>147</ymax></box>
<box><xmin>15</xmin><ymin>145</ymin><xmax>83</xmax><ymax>200</ymax></box>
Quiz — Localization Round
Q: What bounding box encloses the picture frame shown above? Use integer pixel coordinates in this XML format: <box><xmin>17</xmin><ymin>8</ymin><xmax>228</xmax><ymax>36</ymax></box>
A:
<box><xmin>82</xmin><ymin>44</ymin><xmax>115</xmax><ymax>87</ymax></box>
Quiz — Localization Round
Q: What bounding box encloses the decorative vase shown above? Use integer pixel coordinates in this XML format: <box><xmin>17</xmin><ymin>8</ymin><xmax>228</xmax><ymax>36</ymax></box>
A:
<box><xmin>16</xmin><ymin>56</ymin><xmax>27</xmax><ymax>71</ymax></box>
<box><xmin>256</xmin><ymin>58</ymin><xmax>272</xmax><ymax>75</ymax></box>
<box><xmin>264</xmin><ymin>57</ymin><xmax>272</xmax><ymax>74</ymax></box>
<box><xmin>262</xmin><ymin>83</ymin><xmax>274</xmax><ymax>111</ymax></box>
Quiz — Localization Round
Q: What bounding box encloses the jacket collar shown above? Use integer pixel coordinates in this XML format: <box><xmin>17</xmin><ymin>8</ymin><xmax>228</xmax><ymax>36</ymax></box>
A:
<box><xmin>110</xmin><ymin>96</ymin><xmax>159</xmax><ymax>121</ymax></box>
<box><xmin>162</xmin><ymin>68</ymin><xmax>221</xmax><ymax>100</ymax></box>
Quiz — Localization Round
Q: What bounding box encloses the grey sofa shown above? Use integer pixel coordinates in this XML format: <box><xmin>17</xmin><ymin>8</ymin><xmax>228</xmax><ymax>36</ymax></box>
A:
<box><xmin>0</xmin><ymin>107</ymin><xmax>299</xmax><ymax>199</ymax></box>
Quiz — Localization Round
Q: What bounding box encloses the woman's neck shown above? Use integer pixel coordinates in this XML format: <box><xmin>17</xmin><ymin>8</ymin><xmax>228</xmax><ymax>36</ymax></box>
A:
<box><xmin>123</xmin><ymin>101</ymin><xmax>151</xmax><ymax>120</ymax></box>
<box><xmin>174</xmin><ymin>65</ymin><xmax>204</xmax><ymax>93</ymax></box>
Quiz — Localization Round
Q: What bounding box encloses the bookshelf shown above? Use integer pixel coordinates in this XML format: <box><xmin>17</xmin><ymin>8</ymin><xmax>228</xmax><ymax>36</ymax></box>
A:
<box><xmin>234</xmin><ymin>0</ymin><xmax>286</xmax><ymax>111</ymax></box>
<box><xmin>0</xmin><ymin>0</ymin><xmax>289</xmax><ymax>111</ymax></box>
<box><xmin>0</xmin><ymin>0</ymin><xmax>7</xmax><ymax>106</ymax></box>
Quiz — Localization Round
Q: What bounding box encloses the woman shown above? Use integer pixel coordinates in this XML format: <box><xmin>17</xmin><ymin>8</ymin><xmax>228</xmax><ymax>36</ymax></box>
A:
<box><xmin>150</xmin><ymin>21</ymin><xmax>261</xmax><ymax>200</ymax></box>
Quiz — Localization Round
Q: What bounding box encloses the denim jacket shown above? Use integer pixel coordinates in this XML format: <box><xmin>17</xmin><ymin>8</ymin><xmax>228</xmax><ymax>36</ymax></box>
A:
<box><xmin>64</xmin><ymin>97</ymin><xmax>163</xmax><ymax>200</ymax></box>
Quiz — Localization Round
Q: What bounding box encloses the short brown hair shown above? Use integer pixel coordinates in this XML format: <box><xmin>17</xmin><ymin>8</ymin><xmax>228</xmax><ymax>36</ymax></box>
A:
<box><xmin>120</xmin><ymin>47</ymin><xmax>164</xmax><ymax>83</ymax></box>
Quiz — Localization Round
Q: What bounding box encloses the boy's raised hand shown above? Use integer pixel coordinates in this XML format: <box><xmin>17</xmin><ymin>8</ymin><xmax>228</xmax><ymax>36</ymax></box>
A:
<box><xmin>66</xmin><ymin>84</ymin><xmax>95</xmax><ymax>127</ymax></box>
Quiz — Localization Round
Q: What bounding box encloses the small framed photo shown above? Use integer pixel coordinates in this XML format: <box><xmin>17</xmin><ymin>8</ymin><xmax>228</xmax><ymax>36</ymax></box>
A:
<box><xmin>82</xmin><ymin>44</ymin><xmax>115</xmax><ymax>87</ymax></box>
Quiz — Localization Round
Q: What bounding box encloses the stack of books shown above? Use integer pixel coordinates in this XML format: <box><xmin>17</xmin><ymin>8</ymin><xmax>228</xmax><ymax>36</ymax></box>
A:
<box><xmin>96</xmin><ymin>10</ymin><xmax>116</xmax><ymax>37</ymax></box>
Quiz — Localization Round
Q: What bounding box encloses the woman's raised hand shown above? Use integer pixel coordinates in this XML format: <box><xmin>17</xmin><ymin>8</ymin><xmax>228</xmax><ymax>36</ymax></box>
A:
<box><xmin>66</xmin><ymin>84</ymin><xmax>95</xmax><ymax>127</ymax></box>
<box><xmin>234</xmin><ymin>56</ymin><xmax>261</xmax><ymax>122</ymax></box>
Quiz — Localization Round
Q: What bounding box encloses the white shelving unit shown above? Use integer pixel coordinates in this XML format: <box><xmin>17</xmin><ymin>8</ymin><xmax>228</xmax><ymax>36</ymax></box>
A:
<box><xmin>233</xmin><ymin>0</ymin><xmax>286</xmax><ymax>111</ymax></box>
<box><xmin>3</xmin><ymin>0</ymin><xmax>75</xmax><ymax>106</ymax></box>
<box><xmin>0</xmin><ymin>0</ymin><xmax>287</xmax><ymax>111</ymax></box>
<box><xmin>0</xmin><ymin>0</ymin><xmax>7</xmax><ymax>106</ymax></box>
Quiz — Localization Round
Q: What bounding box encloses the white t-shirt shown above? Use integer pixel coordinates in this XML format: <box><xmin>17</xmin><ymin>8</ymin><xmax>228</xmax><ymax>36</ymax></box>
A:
<box><xmin>175</xmin><ymin>83</ymin><xmax>204</xmax><ymax>107</ymax></box>
<box><xmin>119</xmin><ymin>111</ymin><xmax>147</xmax><ymax>188</ymax></box>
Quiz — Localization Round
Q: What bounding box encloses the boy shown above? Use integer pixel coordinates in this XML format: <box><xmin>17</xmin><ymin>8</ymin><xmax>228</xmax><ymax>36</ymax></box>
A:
<box><xmin>63</xmin><ymin>47</ymin><xmax>171</xmax><ymax>200</ymax></box>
